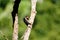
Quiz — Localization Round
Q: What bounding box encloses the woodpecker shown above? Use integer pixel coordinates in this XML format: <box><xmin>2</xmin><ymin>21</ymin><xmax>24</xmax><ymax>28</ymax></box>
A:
<box><xmin>23</xmin><ymin>16</ymin><xmax>31</xmax><ymax>26</ymax></box>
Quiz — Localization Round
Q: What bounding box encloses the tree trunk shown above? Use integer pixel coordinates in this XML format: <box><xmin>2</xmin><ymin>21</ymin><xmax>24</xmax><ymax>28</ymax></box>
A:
<box><xmin>21</xmin><ymin>0</ymin><xmax>37</xmax><ymax>40</ymax></box>
<box><xmin>12</xmin><ymin>0</ymin><xmax>21</xmax><ymax>40</ymax></box>
<box><xmin>12</xmin><ymin>14</ymin><xmax>18</xmax><ymax>40</ymax></box>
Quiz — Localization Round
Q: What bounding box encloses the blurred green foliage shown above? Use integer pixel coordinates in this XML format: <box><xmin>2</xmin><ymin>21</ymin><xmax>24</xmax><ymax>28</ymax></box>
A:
<box><xmin>0</xmin><ymin>0</ymin><xmax>60</xmax><ymax>40</ymax></box>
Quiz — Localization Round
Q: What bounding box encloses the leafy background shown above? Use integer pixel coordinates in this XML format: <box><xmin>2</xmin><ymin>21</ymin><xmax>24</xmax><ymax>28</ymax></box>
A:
<box><xmin>0</xmin><ymin>0</ymin><xmax>60</xmax><ymax>40</ymax></box>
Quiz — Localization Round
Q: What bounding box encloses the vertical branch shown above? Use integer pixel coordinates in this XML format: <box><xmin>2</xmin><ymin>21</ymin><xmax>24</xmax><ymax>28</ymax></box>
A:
<box><xmin>11</xmin><ymin>0</ymin><xmax>21</xmax><ymax>40</ymax></box>
<box><xmin>12</xmin><ymin>14</ymin><xmax>18</xmax><ymax>40</ymax></box>
<box><xmin>22</xmin><ymin>0</ymin><xmax>37</xmax><ymax>40</ymax></box>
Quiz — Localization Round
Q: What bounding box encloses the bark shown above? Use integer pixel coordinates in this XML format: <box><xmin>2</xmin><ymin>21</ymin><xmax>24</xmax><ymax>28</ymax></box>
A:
<box><xmin>21</xmin><ymin>0</ymin><xmax>37</xmax><ymax>40</ymax></box>
<box><xmin>12</xmin><ymin>14</ymin><xmax>18</xmax><ymax>40</ymax></box>
<box><xmin>12</xmin><ymin>0</ymin><xmax>21</xmax><ymax>40</ymax></box>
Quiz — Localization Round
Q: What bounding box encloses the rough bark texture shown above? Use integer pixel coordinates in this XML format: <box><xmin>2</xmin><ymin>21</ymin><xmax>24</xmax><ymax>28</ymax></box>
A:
<box><xmin>12</xmin><ymin>14</ymin><xmax>18</xmax><ymax>40</ymax></box>
<box><xmin>22</xmin><ymin>0</ymin><xmax>37</xmax><ymax>40</ymax></box>
<box><xmin>12</xmin><ymin>0</ymin><xmax>21</xmax><ymax>40</ymax></box>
